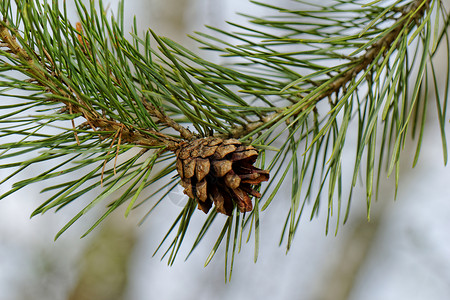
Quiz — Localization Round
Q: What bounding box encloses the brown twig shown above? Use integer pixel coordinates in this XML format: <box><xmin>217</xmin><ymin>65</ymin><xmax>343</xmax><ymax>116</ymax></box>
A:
<box><xmin>68</xmin><ymin>103</ymin><xmax>80</xmax><ymax>145</ymax></box>
<box><xmin>101</xmin><ymin>127</ymin><xmax>121</xmax><ymax>186</ymax></box>
<box><xmin>114</xmin><ymin>124</ymin><xmax>124</xmax><ymax>175</ymax></box>
<box><xmin>141</xmin><ymin>99</ymin><xmax>194</xmax><ymax>140</ymax></box>
<box><xmin>0</xmin><ymin>23</ymin><xmax>32</xmax><ymax>62</ymax></box>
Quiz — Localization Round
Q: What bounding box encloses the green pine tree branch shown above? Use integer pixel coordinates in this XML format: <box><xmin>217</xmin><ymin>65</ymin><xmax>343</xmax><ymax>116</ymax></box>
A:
<box><xmin>0</xmin><ymin>20</ymin><xmax>184</xmax><ymax>150</ymax></box>
<box><xmin>0</xmin><ymin>0</ymin><xmax>448</xmax><ymax>274</ymax></box>
<box><xmin>210</xmin><ymin>0</ymin><xmax>433</xmax><ymax>140</ymax></box>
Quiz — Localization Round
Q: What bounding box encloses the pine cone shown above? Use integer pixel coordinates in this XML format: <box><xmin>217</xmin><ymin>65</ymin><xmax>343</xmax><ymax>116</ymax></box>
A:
<box><xmin>175</xmin><ymin>137</ymin><xmax>269</xmax><ymax>216</ymax></box>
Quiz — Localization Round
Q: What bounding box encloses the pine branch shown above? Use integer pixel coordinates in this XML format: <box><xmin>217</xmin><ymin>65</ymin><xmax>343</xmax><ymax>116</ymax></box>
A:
<box><xmin>218</xmin><ymin>0</ymin><xmax>432</xmax><ymax>139</ymax></box>
<box><xmin>0</xmin><ymin>21</ymin><xmax>183</xmax><ymax>150</ymax></box>
<box><xmin>0</xmin><ymin>0</ymin><xmax>448</xmax><ymax>274</ymax></box>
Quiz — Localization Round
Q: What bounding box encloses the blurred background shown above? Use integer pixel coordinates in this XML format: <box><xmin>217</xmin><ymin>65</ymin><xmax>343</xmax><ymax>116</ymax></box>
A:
<box><xmin>0</xmin><ymin>1</ymin><xmax>449</xmax><ymax>299</ymax></box>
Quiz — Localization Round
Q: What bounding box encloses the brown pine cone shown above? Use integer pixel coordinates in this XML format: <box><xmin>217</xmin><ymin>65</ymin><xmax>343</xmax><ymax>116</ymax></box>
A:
<box><xmin>175</xmin><ymin>137</ymin><xmax>269</xmax><ymax>216</ymax></box>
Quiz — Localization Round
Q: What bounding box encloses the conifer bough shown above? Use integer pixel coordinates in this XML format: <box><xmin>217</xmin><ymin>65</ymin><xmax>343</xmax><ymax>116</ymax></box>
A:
<box><xmin>0</xmin><ymin>0</ymin><xmax>448</xmax><ymax>268</ymax></box>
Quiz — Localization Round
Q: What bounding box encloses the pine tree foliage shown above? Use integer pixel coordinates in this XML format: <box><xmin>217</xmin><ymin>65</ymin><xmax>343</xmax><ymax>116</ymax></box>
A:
<box><xmin>0</xmin><ymin>0</ymin><xmax>448</xmax><ymax>274</ymax></box>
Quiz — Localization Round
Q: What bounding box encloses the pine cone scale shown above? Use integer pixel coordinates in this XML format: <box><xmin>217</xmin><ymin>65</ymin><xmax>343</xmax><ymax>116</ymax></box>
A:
<box><xmin>231</xmin><ymin>149</ymin><xmax>258</xmax><ymax>161</ymax></box>
<box><xmin>183</xmin><ymin>157</ymin><xmax>196</xmax><ymax>178</ymax></box>
<box><xmin>213</xmin><ymin>144</ymin><xmax>237</xmax><ymax>159</ymax></box>
<box><xmin>231</xmin><ymin>187</ymin><xmax>252</xmax><ymax>212</ymax></box>
<box><xmin>211</xmin><ymin>160</ymin><xmax>233</xmax><ymax>177</ymax></box>
<box><xmin>176</xmin><ymin>159</ymin><xmax>183</xmax><ymax>178</ymax></box>
<box><xmin>200</xmin><ymin>145</ymin><xmax>218</xmax><ymax>158</ymax></box>
<box><xmin>225</xmin><ymin>171</ymin><xmax>241</xmax><ymax>189</ymax></box>
<box><xmin>195</xmin><ymin>158</ymin><xmax>210</xmax><ymax>181</ymax></box>
<box><xmin>181</xmin><ymin>178</ymin><xmax>194</xmax><ymax>199</ymax></box>
<box><xmin>196</xmin><ymin>179</ymin><xmax>208</xmax><ymax>201</ymax></box>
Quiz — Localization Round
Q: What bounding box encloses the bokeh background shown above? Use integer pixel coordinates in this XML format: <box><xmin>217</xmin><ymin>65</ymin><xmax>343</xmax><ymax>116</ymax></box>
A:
<box><xmin>1</xmin><ymin>1</ymin><xmax>449</xmax><ymax>299</ymax></box>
